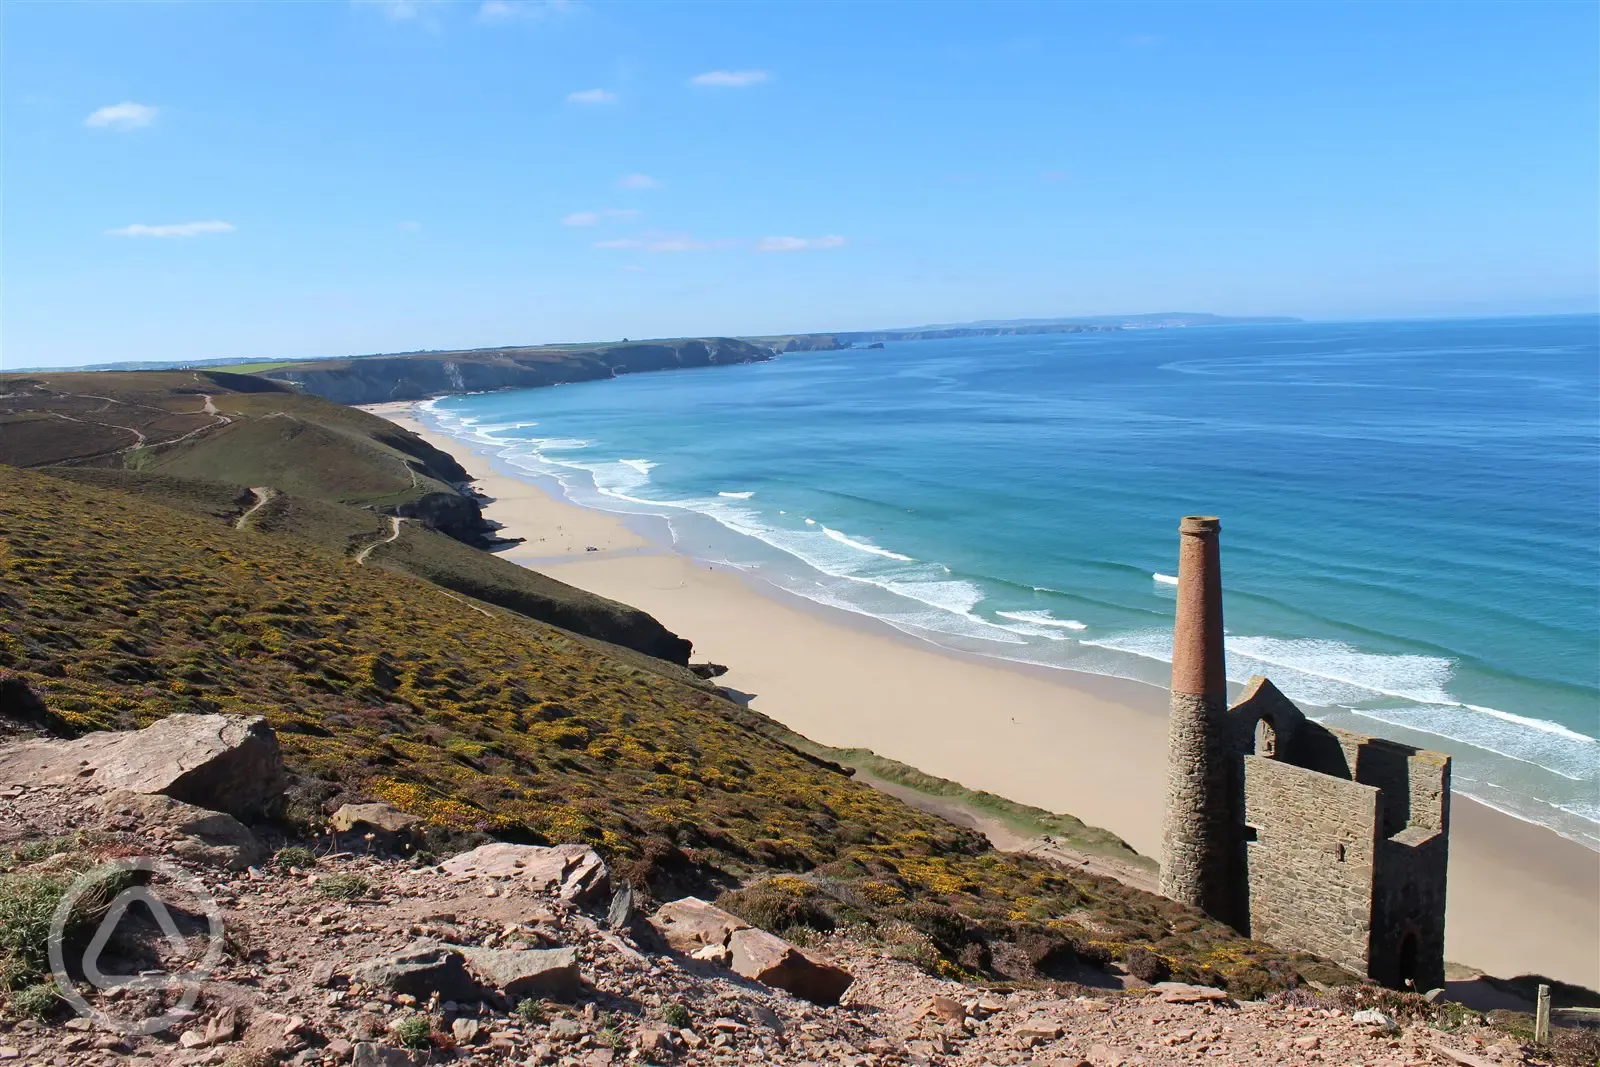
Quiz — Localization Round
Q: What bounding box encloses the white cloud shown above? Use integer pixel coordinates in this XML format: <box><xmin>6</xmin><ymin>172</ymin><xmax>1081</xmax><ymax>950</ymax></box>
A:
<box><xmin>562</xmin><ymin>208</ymin><xmax>639</xmax><ymax>226</ymax></box>
<box><xmin>106</xmin><ymin>220</ymin><xmax>236</xmax><ymax>238</ymax></box>
<box><xmin>479</xmin><ymin>0</ymin><xmax>573</xmax><ymax>22</ymax></box>
<box><xmin>566</xmin><ymin>88</ymin><xmax>616</xmax><ymax>104</ymax></box>
<box><xmin>756</xmin><ymin>235</ymin><xmax>846</xmax><ymax>253</ymax></box>
<box><xmin>84</xmin><ymin>102</ymin><xmax>158</xmax><ymax>131</ymax></box>
<box><xmin>616</xmin><ymin>173</ymin><xmax>658</xmax><ymax>190</ymax></box>
<box><xmin>689</xmin><ymin>70</ymin><xmax>769</xmax><ymax>88</ymax></box>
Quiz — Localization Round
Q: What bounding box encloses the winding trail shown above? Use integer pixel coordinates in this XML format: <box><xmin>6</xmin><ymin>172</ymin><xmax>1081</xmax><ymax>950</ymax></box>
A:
<box><xmin>234</xmin><ymin>487</ymin><xmax>275</xmax><ymax>530</ymax></box>
<box><xmin>355</xmin><ymin>516</ymin><xmax>405</xmax><ymax>564</ymax></box>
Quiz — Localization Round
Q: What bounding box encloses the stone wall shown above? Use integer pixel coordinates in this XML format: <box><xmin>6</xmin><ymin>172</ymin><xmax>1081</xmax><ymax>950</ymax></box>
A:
<box><xmin>1368</xmin><ymin>751</ymin><xmax>1450</xmax><ymax>990</ymax></box>
<box><xmin>1243</xmin><ymin>755</ymin><xmax>1379</xmax><ymax>975</ymax></box>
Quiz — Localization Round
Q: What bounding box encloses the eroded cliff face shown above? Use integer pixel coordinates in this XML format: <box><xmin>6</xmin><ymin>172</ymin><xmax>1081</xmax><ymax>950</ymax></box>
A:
<box><xmin>266</xmin><ymin>339</ymin><xmax>773</xmax><ymax>405</ymax></box>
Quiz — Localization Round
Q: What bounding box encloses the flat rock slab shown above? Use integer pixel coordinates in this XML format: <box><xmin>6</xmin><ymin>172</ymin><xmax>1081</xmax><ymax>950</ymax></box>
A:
<box><xmin>1153</xmin><ymin>981</ymin><xmax>1234</xmax><ymax>1004</ymax></box>
<box><xmin>350</xmin><ymin>940</ymin><xmax>480</xmax><ymax>1002</ymax></box>
<box><xmin>439</xmin><ymin>843</ymin><xmax>609</xmax><ymax>904</ymax></box>
<box><xmin>97</xmin><ymin>790</ymin><xmax>264</xmax><ymax>871</ymax></box>
<box><xmin>456</xmin><ymin>945</ymin><xmax>581</xmax><ymax>998</ymax></box>
<box><xmin>0</xmin><ymin>714</ymin><xmax>285</xmax><ymax>820</ymax></box>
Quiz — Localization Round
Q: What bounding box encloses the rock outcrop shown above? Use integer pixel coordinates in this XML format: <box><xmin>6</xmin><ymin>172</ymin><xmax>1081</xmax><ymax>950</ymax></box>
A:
<box><xmin>440</xmin><ymin>842</ymin><xmax>610</xmax><ymax>905</ymax></box>
<box><xmin>456</xmin><ymin>945</ymin><xmax>582</xmax><ymax>998</ymax></box>
<box><xmin>97</xmin><ymin>789</ymin><xmax>265</xmax><ymax>870</ymax></box>
<box><xmin>351</xmin><ymin>941</ymin><xmax>481</xmax><ymax>1002</ymax></box>
<box><xmin>649</xmin><ymin>896</ymin><xmax>854</xmax><ymax>1006</ymax></box>
<box><xmin>0</xmin><ymin>713</ymin><xmax>285</xmax><ymax>819</ymax></box>
<box><xmin>332</xmin><ymin>802</ymin><xmax>422</xmax><ymax>851</ymax></box>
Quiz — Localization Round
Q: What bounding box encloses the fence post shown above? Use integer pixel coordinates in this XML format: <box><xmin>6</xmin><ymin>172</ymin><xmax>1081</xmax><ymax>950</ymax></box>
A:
<box><xmin>1534</xmin><ymin>982</ymin><xmax>1551</xmax><ymax>1044</ymax></box>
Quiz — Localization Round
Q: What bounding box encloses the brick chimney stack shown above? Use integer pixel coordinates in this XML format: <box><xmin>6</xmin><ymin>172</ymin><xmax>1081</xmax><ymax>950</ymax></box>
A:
<box><xmin>1159</xmin><ymin>515</ymin><xmax>1242</xmax><ymax>926</ymax></box>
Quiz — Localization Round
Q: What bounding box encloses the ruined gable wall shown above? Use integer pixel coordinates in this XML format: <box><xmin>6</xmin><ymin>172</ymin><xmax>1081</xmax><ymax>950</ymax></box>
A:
<box><xmin>1368</xmin><ymin>752</ymin><xmax>1450</xmax><ymax>990</ymax></box>
<box><xmin>1243</xmin><ymin>755</ymin><xmax>1379</xmax><ymax>974</ymax></box>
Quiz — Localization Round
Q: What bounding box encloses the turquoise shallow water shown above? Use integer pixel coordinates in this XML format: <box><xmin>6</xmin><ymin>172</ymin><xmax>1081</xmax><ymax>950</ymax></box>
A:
<box><xmin>424</xmin><ymin>316</ymin><xmax>1600</xmax><ymax>848</ymax></box>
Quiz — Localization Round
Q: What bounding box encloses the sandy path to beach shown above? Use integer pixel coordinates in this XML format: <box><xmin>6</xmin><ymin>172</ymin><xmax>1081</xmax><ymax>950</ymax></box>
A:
<box><xmin>369</xmin><ymin>401</ymin><xmax>1600</xmax><ymax>989</ymax></box>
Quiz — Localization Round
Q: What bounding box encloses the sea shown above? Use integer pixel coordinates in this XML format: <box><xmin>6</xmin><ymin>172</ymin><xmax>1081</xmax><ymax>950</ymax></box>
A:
<box><xmin>420</xmin><ymin>315</ymin><xmax>1600</xmax><ymax>850</ymax></box>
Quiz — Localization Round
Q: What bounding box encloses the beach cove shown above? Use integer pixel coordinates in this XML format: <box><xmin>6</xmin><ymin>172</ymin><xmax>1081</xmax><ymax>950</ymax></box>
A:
<box><xmin>368</xmin><ymin>399</ymin><xmax>1600</xmax><ymax>990</ymax></box>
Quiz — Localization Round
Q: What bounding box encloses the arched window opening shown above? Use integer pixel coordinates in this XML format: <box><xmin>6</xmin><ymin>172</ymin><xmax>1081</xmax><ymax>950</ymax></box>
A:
<box><xmin>1397</xmin><ymin>933</ymin><xmax>1420</xmax><ymax>989</ymax></box>
<box><xmin>1253</xmin><ymin>716</ymin><xmax>1278</xmax><ymax>757</ymax></box>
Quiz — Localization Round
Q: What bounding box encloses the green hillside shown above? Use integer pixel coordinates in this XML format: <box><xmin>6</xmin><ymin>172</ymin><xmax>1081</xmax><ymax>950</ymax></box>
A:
<box><xmin>0</xmin><ymin>465</ymin><xmax>1348</xmax><ymax>994</ymax></box>
<box><xmin>0</xmin><ymin>371</ymin><xmax>692</xmax><ymax>664</ymax></box>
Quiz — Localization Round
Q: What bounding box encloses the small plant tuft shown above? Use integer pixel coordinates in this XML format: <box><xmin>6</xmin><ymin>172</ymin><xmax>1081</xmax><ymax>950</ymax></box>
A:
<box><xmin>661</xmin><ymin>1001</ymin><xmax>691</xmax><ymax>1029</ymax></box>
<box><xmin>8</xmin><ymin>982</ymin><xmax>59</xmax><ymax>1021</ymax></box>
<box><xmin>513</xmin><ymin>999</ymin><xmax>546</xmax><ymax>1024</ymax></box>
<box><xmin>316</xmin><ymin>872</ymin><xmax>369</xmax><ymax>900</ymax></box>
<box><xmin>390</xmin><ymin>1014</ymin><xmax>432</xmax><ymax>1049</ymax></box>
<box><xmin>274</xmin><ymin>846</ymin><xmax>317</xmax><ymax>871</ymax></box>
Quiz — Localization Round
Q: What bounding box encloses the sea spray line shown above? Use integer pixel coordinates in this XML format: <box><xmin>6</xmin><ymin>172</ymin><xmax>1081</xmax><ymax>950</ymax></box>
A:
<box><xmin>718</xmin><ymin>491</ymin><xmax>755</xmax><ymax>499</ymax></box>
<box><xmin>997</xmin><ymin>610</ymin><xmax>1088</xmax><ymax>631</ymax></box>
<box><xmin>821</xmin><ymin>526</ymin><xmax>915</xmax><ymax>562</ymax></box>
<box><xmin>444</xmin><ymin>404</ymin><xmax>1036</xmax><ymax>646</ymax></box>
<box><xmin>1153</xmin><ymin>572</ymin><xmax>1179</xmax><ymax>585</ymax></box>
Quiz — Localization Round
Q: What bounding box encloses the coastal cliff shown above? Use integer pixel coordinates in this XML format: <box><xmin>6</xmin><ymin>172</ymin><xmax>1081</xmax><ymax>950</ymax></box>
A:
<box><xmin>264</xmin><ymin>337</ymin><xmax>772</xmax><ymax>405</ymax></box>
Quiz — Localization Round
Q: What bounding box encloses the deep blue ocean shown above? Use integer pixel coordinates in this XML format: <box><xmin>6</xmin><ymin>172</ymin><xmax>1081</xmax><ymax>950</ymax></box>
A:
<box><xmin>424</xmin><ymin>316</ymin><xmax>1600</xmax><ymax>848</ymax></box>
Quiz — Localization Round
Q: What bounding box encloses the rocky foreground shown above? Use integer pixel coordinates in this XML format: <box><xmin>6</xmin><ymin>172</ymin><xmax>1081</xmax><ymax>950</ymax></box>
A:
<box><xmin>0</xmin><ymin>716</ymin><xmax>1576</xmax><ymax>1067</ymax></box>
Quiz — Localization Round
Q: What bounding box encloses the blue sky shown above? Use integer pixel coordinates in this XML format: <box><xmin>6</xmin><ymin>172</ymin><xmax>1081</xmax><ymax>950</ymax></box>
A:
<box><xmin>4</xmin><ymin>0</ymin><xmax>1596</xmax><ymax>368</ymax></box>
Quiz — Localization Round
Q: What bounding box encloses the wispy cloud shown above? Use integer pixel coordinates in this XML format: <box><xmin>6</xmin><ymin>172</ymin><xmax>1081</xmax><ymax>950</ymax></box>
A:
<box><xmin>756</xmin><ymin>235</ymin><xmax>846</xmax><ymax>253</ymax></box>
<box><xmin>689</xmin><ymin>70</ymin><xmax>769</xmax><ymax>88</ymax></box>
<box><xmin>84</xmin><ymin>102</ymin><xmax>158</xmax><ymax>131</ymax></box>
<box><xmin>355</xmin><ymin>0</ymin><xmax>446</xmax><ymax>21</ymax></box>
<box><xmin>566</xmin><ymin>88</ymin><xmax>616</xmax><ymax>105</ymax></box>
<box><xmin>479</xmin><ymin>0</ymin><xmax>574</xmax><ymax>22</ymax></box>
<box><xmin>107</xmin><ymin>220</ymin><xmax>236</xmax><ymax>238</ymax></box>
<box><xmin>595</xmin><ymin>232</ymin><xmax>732</xmax><ymax>253</ymax></box>
<box><xmin>1040</xmin><ymin>169</ymin><xmax>1071</xmax><ymax>182</ymax></box>
<box><xmin>621</xmin><ymin>264</ymin><xmax>644</xmax><ymax>272</ymax></box>
<box><xmin>562</xmin><ymin>208</ymin><xmax>639</xmax><ymax>226</ymax></box>
<box><xmin>398</xmin><ymin>220</ymin><xmax>422</xmax><ymax>232</ymax></box>
<box><xmin>616</xmin><ymin>173</ymin><xmax>658</xmax><ymax>190</ymax></box>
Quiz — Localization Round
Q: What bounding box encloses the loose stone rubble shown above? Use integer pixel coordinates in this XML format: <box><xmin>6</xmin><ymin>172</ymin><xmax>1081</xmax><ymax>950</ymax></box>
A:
<box><xmin>0</xmin><ymin>718</ymin><xmax>1569</xmax><ymax>1067</ymax></box>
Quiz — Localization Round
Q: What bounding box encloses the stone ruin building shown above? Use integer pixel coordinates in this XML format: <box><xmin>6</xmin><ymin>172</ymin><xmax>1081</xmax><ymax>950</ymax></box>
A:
<box><xmin>1159</xmin><ymin>516</ymin><xmax>1450</xmax><ymax>991</ymax></box>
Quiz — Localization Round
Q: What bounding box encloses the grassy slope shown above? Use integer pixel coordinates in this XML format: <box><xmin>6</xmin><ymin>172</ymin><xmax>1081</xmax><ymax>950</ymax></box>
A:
<box><xmin>0</xmin><ymin>371</ymin><xmax>693</xmax><ymax>665</ymax></box>
<box><xmin>0</xmin><ymin>466</ymin><xmax>1347</xmax><ymax>994</ymax></box>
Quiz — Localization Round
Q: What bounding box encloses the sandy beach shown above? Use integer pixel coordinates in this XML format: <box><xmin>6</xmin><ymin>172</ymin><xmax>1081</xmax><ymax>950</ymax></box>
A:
<box><xmin>367</xmin><ymin>400</ymin><xmax>1600</xmax><ymax>990</ymax></box>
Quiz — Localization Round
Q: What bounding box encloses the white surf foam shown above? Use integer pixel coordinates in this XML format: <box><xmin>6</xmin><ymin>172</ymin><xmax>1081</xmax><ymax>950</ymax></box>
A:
<box><xmin>821</xmin><ymin>526</ymin><xmax>915</xmax><ymax>562</ymax></box>
<box><xmin>997</xmin><ymin>610</ymin><xmax>1087</xmax><ymax>632</ymax></box>
<box><xmin>1153</xmin><ymin>572</ymin><xmax>1178</xmax><ymax>585</ymax></box>
<box><xmin>718</xmin><ymin>491</ymin><xmax>754</xmax><ymax>499</ymax></box>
